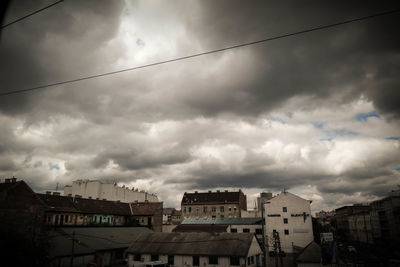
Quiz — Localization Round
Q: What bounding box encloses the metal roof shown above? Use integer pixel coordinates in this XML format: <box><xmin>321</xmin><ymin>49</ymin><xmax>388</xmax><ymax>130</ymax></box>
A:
<box><xmin>47</xmin><ymin>227</ymin><xmax>152</xmax><ymax>257</ymax></box>
<box><xmin>126</xmin><ymin>232</ymin><xmax>256</xmax><ymax>257</ymax></box>
<box><xmin>181</xmin><ymin>217</ymin><xmax>262</xmax><ymax>225</ymax></box>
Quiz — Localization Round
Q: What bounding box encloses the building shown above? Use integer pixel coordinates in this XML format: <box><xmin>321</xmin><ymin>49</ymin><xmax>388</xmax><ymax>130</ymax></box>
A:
<box><xmin>181</xmin><ymin>190</ymin><xmax>247</xmax><ymax>219</ymax></box>
<box><xmin>334</xmin><ymin>204</ymin><xmax>371</xmax><ymax>242</ymax></box>
<box><xmin>163</xmin><ymin>208</ymin><xmax>174</xmax><ymax>224</ymax></box>
<box><xmin>47</xmin><ymin>227</ymin><xmax>151</xmax><ymax>267</ymax></box>
<box><xmin>38</xmin><ymin>192</ymin><xmax>163</xmax><ymax>231</ymax></box>
<box><xmin>347</xmin><ymin>208</ymin><xmax>373</xmax><ymax>244</ymax></box>
<box><xmin>370</xmin><ymin>189</ymin><xmax>400</xmax><ymax>247</ymax></box>
<box><xmin>177</xmin><ymin>217</ymin><xmax>263</xmax><ymax>236</ymax></box>
<box><xmin>64</xmin><ymin>179</ymin><xmax>159</xmax><ymax>203</ymax></box>
<box><xmin>125</xmin><ymin>232</ymin><xmax>263</xmax><ymax>267</ymax></box>
<box><xmin>264</xmin><ymin>191</ymin><xmax>314</xmax><ymax>253</ymax></box>
<box><xmin>171</xmin><ymin>209</ymin><xmax>182</xmax><ymax>224</ymax></box>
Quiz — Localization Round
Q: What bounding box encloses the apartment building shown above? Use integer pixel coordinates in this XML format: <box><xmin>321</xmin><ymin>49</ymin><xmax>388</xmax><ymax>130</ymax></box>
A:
<box><xmin>181</xmin><ymin>190</ymin><xmax>247</xmax><ymax>219</ymax></box>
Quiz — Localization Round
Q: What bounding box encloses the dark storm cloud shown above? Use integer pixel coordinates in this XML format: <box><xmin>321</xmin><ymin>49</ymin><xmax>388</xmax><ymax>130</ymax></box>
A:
<box><xmin>0</xmin><ymin>0</ymin><xmax>125</xmax><ymax>114</ymax></box>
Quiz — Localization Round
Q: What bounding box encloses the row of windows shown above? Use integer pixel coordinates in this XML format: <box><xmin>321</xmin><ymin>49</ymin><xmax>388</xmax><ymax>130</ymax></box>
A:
<box><xmin>273</xmin><ymin>229</ymin><xmax>290</xmax><ymax>235</ymax></box>
<box><xmin>230</xmin><ymin>228</ymin><xmax>263</xmax><ymax>235</ymax></box>
<box><xmin>133</xmin><ymin>254</ymin><xmax>247</xmax><ymax>266</ymax></box>
<box><xmin>183</xmin><ymin>206</ymin><xmax>237</xmax><ymax>213</ymax></box>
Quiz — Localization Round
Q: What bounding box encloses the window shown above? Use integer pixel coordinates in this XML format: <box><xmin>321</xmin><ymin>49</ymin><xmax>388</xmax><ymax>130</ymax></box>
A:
<box><xmin>212</xmin><ymin>206</ymin><xmax>216</xmax><ymax>212</ymax></box>
<box><xmin>284</xmin><ymin>229</ymin><xmax>289</xmax><ymax>235</ymax></box>
<box><xmin>184</xmin><ymin>207</ymin><xmax>186</xmax><ymax>213</ymax></box>
<box><xmin>220</xmin><ymin>206</ymin><xmax>224</xmax><ymax>212</ymax></box>
<box><xmin>282</xmin><ymin>207</ymin><xmax>287</xmax><ymax>212</ymax></box>
<box><xmin>243</xmin><ymin>228</ymin><xmax>250</xmax><ymax>233</ymax></box>
<box><xmin>203</xmin><ymin>206</ymin><xmax>208</xmax><ymax>212</ymax></box>
<box><xmin>209</xmin><ymin>256</ymin><xmax>218</xmax><ymax>265</ymax></box>
<box><xmin>65</xmin><ymin>215</ymin><xmax>69</xmax><ymax>223</ymax></box>
<box><xmin>212</xmin><ymin>215</ymin><xmax>216</xmax><ymax>218</ymax></box>
<box><xmin>255</xmin><ymin>229</ymin><xmax>263</xmax><ymax>235</ymax></box>
<box><xmin>151</xmin><ymin>254</ymin><xmax>159</xmax><ymax>261</ymax></box>
<box><xmin>134</xmin><ymin>254</ymin><xmax>141</xmax><ymax>261</ymax></box>
<box><xmin>230</xmin><ymin>256</ymin><xmax>240</xmax><ymax>266</ymax></box>
<box><xmin>231</xmin><ymin>228</ymin><xmax>237</xmax><ymax>233</ymax></box>
<box><xmin>251</xmin><ymin>256</ymin><xmax>254</xmax><ymax>264</ymax></box>
<box><xmin>229</xmin><ymin>207</ymin><xmax>232</xmax><ymax>211</ymax></box>
<box><xmin>193</xmin><ymin>256</ymin><xmax>199</xmax><ymax>266</ymax></box>
<box><xmin>233</xmin><ymin>207</ymin><xmax>237</xmax><ymax>212</ymax></box>
<box><xmin>248</xmin><ymin>257</ymin><xmax>251</xmax><ymax>265</ymax></box>
<box><xmin>47</xmin><ymin>216</ymin><xmax>51</xmax><ymax>222</ymax></box>
<box><xmin>283</xmin><ymin>218</ymin><xmax>288</xmax><ymax>224</ymax></box>
<box><xmin>188</xmin><ymin>207</ymin><xmax>192</xmax><ymax>213</ymax></box>
<box><xmin>168</xmin><ymin>255</ymin><xmax>174</xmax><ymax>265</ymax></box>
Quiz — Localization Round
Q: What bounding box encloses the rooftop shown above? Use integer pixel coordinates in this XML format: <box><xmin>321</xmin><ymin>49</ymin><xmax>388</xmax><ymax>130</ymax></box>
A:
<box><xmin>126</xmin><ymin>232</ymin><xmax>256</xmax><ymax>257</ymax></box>
<box><xmin>181</xmin><ymin>217</ymin><xmax>263</xmax><ymax>225</ymax></box>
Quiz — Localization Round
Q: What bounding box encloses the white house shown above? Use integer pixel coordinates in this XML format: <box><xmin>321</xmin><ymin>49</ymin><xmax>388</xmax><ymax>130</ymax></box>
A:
<box><xmin>125</xmin><ymin>232</ymin><xmax>263</xmax><ymax>267</ymax></box>
<box><xmin>63</xmin><ymin>180</ymin><xmax>159</xmax><ymax>203</ymax></box>
<box><xmin>264</xmin><ymin>191</ymin><xmax>313</xmax><ymax>253</ymax></box>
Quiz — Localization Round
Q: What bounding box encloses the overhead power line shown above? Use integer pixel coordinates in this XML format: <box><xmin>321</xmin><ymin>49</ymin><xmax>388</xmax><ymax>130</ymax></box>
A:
<box><xmin>1</xmin><ymin>0</ymin><xmax>64</xmax><ymax>29</ymax></box>
<box><xmin>1</xmin><ymin>8</ymin><xmax>399</xmax><ymax>97</ymax></box>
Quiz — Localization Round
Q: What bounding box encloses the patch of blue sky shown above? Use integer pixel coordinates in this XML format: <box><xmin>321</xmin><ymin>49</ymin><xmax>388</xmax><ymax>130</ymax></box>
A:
<box><xmin>312</xmin><ymin>122</ymin><xmax>324</xmax><ymax>129</ymax></box>
<box><xmin>355</xmin><ymin>111</ymin><xmax>380</xmax><ymax>122</ymax></box>
<box><xmin>320</xmin><ymin>129</ymin><xmax>359</xmax><ymax>142</ymax></box>
<box><xmin>319</xmin><ymin>137</ymin><xmax>334</xmax><ymax>142</ymax></box>
<box><xmin>267</xmin><ymin>116</ymin><xmax>286</xmax><ymax>124</ymax></box>
<box><xmin>50</xmin><ymin>164</ymin><xmax>60</xmax><ymax>171</ymax></box>
<box><xmin>385</xmin><ymin>137</ymin><xmax>400</xmax><ymax>140</ymax></box>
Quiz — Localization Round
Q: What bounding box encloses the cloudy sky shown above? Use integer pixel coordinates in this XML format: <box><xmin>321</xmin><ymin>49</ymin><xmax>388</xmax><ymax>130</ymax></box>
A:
<box><xmin>1</xmin><ymin>0</ymin><xmax>400</xmax><ymax>212</ymax></box>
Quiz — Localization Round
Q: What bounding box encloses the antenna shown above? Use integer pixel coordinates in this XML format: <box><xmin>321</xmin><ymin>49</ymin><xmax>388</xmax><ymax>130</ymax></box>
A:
<box><xmin>55</xmin><ymin>182</ymin><xmax>59</xmax><ymax>192</ymax></box>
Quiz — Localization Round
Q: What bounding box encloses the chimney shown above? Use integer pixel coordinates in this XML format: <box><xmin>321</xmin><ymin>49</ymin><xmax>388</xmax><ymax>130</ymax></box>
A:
<box><xmin>46</xmin><ymin>191</ymin><xmax>51</xmax><ymax>195</ymax></box>
<box><xmin>208</xmin><ymin>190</ymin><xmax>212</xmax><ymax>193</ymax></box>
<box><xmin>53</xmin><ymin>192</ymin><xmax>60</xmax><ymax>196</ymax></box>
<box><xmin>195</xmin><ymin>191</ymin><xmax>198</xmax><ymax>193</ymax></box>
<box><xmin>11</xmin><ymin>177</ymin><xmax>17</xmax><ymax>183</ymax></box>
<box><xmin>4</xmin><ymin>178</ymin><xmax>11</xmax><ymax>183</ymax></box>
<box><xmin>216</xmin><ymin>190</ymin><xmax>220</xmax><ymax>193</ymax></box>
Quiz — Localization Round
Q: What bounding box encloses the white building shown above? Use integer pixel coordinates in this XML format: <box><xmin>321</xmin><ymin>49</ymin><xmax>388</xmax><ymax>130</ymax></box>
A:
<box><xmin>64</xmin><ymin>180</ymin><xmax>159</xmax><ymax>203</ymax></box>
<box><xmin>126</xmin><ymin>232</ymin><xmax>263</xmax><ymax>267</ymax></box>
<box><xmin>264</xmin><ymin>191</ymin><xmax>313</xmax><ymax>253</ymax></box>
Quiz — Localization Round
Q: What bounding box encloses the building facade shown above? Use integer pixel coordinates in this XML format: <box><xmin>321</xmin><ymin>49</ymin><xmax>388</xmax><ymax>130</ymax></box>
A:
<box><xmin>64</xmin><ymin>180</ymin><xmax>159</xmax><ymax>203</ymax></box>
<box><xmin>264</xmin><ymin>191</ymin><xmax>314</xmax><ymax>253</ymax></box>
<box><xmin>126</xmin><ymin>232</ymin><xmax>262</xmax><ymax>267</ymax></box>
<box><xmin>335</xmin><ymin>204</ymin><xmax>371</xmax><ymax>242</ymax></box>
<box><xmin>370</xmin><ymin>190</ymin><xmax>400</xmax><ymax>247</ymax></box>
<box><xmin>181</xmin><ymin>190</ymin><xmax>247</xmax><ymax>219</ymax></box>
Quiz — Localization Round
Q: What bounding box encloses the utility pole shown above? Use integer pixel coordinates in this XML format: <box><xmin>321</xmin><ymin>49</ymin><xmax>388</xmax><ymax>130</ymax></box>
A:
<box><xmin>261</xmin><ymin>203</ymin><xmax>267</xmax><ymax>267</ymax></box>
<box><xmin>70</xmin><ymin>231</ymin><xmax>75</xmax><ymax>267</ymax></box>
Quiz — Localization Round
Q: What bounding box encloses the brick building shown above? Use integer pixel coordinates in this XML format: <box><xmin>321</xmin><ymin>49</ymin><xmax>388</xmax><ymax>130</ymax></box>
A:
<box><xmin>181</xmin><ymin>190</ymin><xmax>247</xmax><ymax>219</ymax></box>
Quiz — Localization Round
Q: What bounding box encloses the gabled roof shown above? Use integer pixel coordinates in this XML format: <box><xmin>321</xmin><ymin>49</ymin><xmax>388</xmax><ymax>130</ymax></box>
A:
<box><xmin>37</xmin><ymin>194</ymin><xmax>79</xmax><ymax>213</ymax></box>
<box><xmin>47</xmin><ymin>227</ymin><xmax>151</xmax><ymax>257</ymax></box>
<box><xmin>296</xmin><ymin>241</ymin><xmax>321</xmax><ymax>263</ymax></box>
<box><xmin>126</xmin><ymin>232</ymin><xmax>256</xmax><ymax>257</ymax></box>
<box><xmin>181</xmin><ymin>217</ymin><xmax>262</xmax><ymax>225</ymax></box>
<box><xmin>72</xmin><ymin>197</ymin><xmax>131</xmax><ymax>215</ymax></box>
<box><xmin>181</xmin><ymin>191</ymin><xmax>243</xmax><ymax>205</ymax></box>
<box><xmin>268</xmin><ymin>191</ymin><xmax>311</xmax><ymax>204</ymax></box>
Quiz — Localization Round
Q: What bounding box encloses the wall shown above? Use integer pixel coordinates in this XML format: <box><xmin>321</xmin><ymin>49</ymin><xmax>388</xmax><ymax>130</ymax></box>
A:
<box><xmin>182</xmin><ymin>204</ymin><xmax>241</xmax><ymax>219</ymax></box>
<box><xmin>64</xmin><ymin>180</ymin><xmax>159</xmax><ymax>203</ymax></box>
<box><xmin>264</xmin><ymin>192</ymin><xmax>314</xmax><ymax>253</ymax></box>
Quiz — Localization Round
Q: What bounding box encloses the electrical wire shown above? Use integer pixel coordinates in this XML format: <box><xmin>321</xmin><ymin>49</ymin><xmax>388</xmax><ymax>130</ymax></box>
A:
<box><xmin>1</xmin><ymin>8</ymin><xmax>399</xmax><ymax>97</ymax></box>
<box><xmin>1</xmin><ymin>0</ymin><xmax>64</xmax><ymax>29</ymax></box>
